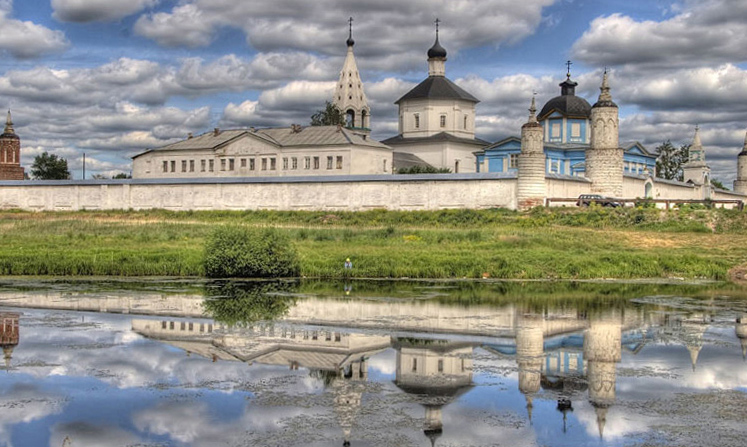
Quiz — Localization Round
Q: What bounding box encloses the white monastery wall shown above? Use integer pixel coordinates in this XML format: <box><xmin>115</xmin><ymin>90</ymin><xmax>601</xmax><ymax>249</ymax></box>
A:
<box><xmin>546</xmin><ymin>177</ymin><xmax>591</xmax><ymax>200</ymax></box>
<box><xmin>0</xmin><ymin>174</ymin><xmax>516</xmax><ymax>212</ymax></box>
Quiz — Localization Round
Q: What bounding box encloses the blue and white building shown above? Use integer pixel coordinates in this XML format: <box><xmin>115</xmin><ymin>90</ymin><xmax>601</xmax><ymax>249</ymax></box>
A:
<box><xmin>474</xmin><ymin>74</ymin><xmax>657</xmax><ymax>177</ymax></box>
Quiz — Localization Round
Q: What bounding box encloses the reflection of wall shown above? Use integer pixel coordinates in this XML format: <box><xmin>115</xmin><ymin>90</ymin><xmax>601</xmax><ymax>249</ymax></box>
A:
<box><xmin>737</xmin><ymin>314</ymin><xmax>747</xmax><ymax>360</ymax></box>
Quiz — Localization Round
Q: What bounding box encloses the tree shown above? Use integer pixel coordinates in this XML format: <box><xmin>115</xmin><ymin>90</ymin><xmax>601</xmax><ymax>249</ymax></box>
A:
<box><xmin>710</xmin><ymin>178</ymin><xmax>729</xmax><ymax>190</ymax></box>
<box><xmin>113</xmin><ymin>172</ymin><xmax>132</xmax><ymax>179</ymax></box>
<box><xmin>396</xmin><ymin>165</ymin><xmax>451</xmax><ymax>174</ymax></box>
<box><xmin>31</xmin><ymin>151</ymin><xmax>70</xmax><ymax>180</ymax></box>
<box><xmin>655</xmin><ymin>140</ymin><xmax>689</xmax><ymax>181</ymax></box>
<box><xmin>310</xmin><ymin>101</ymin><xmax>347</xmax><ymax>126</ymax></box>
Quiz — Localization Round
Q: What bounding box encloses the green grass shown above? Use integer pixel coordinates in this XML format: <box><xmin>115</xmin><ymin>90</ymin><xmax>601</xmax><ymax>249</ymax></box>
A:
<box><xmin>0</xmin><ymin>207</ymin><xmax>746</xmax><ymax>280</ymax></box>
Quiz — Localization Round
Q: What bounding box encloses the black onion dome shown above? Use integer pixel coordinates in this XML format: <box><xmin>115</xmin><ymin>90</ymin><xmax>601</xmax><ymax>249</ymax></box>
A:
<box><xmin>427</xmin><ymin>37</ymin><xmax>447</xmax><ymax>58</ymax></box>
<box><xmin>539</xmin><ymin>78</ymin><xmax>591</xmax><ymax>119</ymax></box>
<box><xmin>346</xmin><ymin>36</ymin><xmax>355</xmax><ymax>46</ymax></box>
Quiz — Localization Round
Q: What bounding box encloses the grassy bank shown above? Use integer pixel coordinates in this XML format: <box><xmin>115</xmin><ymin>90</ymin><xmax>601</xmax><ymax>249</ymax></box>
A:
<box><xmin>0</xmin><ymin>207</ymin><xmax>746</xmax><ymax>280</ymax></box>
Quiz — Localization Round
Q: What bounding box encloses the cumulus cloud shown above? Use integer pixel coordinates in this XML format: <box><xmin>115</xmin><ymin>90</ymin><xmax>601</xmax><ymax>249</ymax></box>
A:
<box><xmin>134</xmin><ymin>0</ymin><xmax>556</xmax><ymax>63</ymax></box>
<box><xmin>0</xmin><ymin>0</ymin><xmax>68</xmax><ymax>58</ymax></box>
<box><xmin>52</xmin><ymin>0</ymin><xmax>159</xmax><ymax>23</ymax></box>
<box><xmin>572</xmin><ymin>0</ymin><xmax>747</xmax><ymax>68</ymax></box>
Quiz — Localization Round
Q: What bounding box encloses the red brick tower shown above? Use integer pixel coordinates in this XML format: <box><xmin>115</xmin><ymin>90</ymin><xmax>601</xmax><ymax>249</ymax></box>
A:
<box><xmin>0</xmin><ymin>111</ymin><xmax>25</xmax><ymax>180</ymax></box>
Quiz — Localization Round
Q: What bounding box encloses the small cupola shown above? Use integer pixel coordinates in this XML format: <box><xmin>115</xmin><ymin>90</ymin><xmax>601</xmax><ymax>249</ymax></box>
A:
<box><xmin>427</xmin><ymin>19</ymin><xmax>447</xmax><ymax>76</ymax></box>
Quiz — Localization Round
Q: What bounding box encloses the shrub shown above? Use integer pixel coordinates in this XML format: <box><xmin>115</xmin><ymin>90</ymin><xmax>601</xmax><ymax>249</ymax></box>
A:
<box><xmin>203</xmin><ymin>226</ymin><xmax>300</xmax><ymax>278</ymax></box>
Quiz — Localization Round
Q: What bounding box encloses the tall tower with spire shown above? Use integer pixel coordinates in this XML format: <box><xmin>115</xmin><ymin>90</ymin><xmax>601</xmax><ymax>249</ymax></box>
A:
<box><xmin>682</xmin><ymin>126</ymin><xmax>711</xmax><ymax>197</ymax></box>
<box><xmin>587</xmin><ymin>70</ymin><xmax>623</xmax><ymax>197</ymax></box>
<box><xmin>333</xmin><ymin>17</ymin><xmax>371</xmax><ymax>130</ymax></box>
<box><xmin>734</xmin><ymin>131</ymin><xmax>747</xmax><ymax>195</ymax></box>
<box><xmin>517</xmin><ymin>95</ymin><xmax>547</xmax><ymax>210</ymax></box>
<box><xmin>0</xmin><ymin>111</ymin><xmax>25</xmax><ymax>180</ymax></box>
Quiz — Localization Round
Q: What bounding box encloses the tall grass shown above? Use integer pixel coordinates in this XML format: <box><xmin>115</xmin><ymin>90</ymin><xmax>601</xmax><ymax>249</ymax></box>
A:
<box><xmin>0</xmin><ymin>208</ymin><xmax>745</xmax><ymax>280</ymax></box>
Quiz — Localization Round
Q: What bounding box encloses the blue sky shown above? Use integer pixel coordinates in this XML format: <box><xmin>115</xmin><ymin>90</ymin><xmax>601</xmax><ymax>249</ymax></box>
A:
<box><xmin>1</xmin><ymin>0</ymin><xmax>746</xmax><ymax>183</ymax></box>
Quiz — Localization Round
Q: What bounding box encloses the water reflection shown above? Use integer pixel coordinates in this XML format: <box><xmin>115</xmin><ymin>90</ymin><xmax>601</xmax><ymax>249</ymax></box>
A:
<box><xmin>0</xmin><ymin>280</ymin><xmax>745</xmax><ymax>446</ymax></box>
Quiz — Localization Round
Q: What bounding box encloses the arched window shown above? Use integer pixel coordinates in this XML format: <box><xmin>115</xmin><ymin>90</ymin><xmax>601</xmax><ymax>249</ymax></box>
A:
<box><xmin>361</xmin><ymin>110</ymin><xmax>368</xmax><ymax>128</ymax></box>
<box><xmin>644</xmin><ymin>182</ymin><xmax>653</xmax><ymax>199</ymax></box>
<box><xmin>346</xmin><ymin>110</ymin><xmax>355</xmax><ymax>127</ymax></box>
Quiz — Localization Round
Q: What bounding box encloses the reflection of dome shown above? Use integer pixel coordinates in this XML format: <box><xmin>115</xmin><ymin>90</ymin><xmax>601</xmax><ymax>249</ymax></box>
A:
<box><xmin>539</xmin><ymin>78</ymin><xmax>591</xmax><ymax>120</ymax></box>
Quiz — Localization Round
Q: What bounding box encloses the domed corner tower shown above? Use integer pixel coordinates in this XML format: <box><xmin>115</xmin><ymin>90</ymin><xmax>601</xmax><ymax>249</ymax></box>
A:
<box><xmin>333</xmin><ymin>18</ymin><xmax>371</xmax><ymax>131</ymax></box>
<box><xmin>0</xmin><ymin>111</ymin><xmax>25</xmax><ymax>180</ymax></box>
<box><xmin>734</xmin><ymin>132</ymin><xmax>747</xmax><ymax>195</ymax></box>
<box><xmin>517</xmin><ymin>95</ymin><xmax>546</xmax><ymax>210</ymax></box>
<box><xmin>587</xmin><ymin>70</ymin><xmax>623</xmax><ymax>197</ymax></box>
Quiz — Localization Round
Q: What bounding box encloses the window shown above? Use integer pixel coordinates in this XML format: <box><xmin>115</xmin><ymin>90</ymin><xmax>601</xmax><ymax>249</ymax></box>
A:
<box><xmin>305</xmin><ymin>157</ymin><xmax>311</xmax><ymax>169</ymax></box>
<box><xmin>283</xmin><ymin>157</ymin><xmax>288</xmax><ymax>170</ymax></box>
<box><xmin>414</xmin><ymin>113</ymin><xmax>420</xmax><ymax>129</ymax></box>
<box><xmin>145</xmin><ymin>160</ymin><xmax>151</xmax><ymax>173</ymax></box>
<box><xmin>250</xmin><ymin>158</ymin><xmax>255</xmax><ymax>170</ymax></box>
<box><xmin>412</xmin><ymin>358</ymin><xmax>418</xmax><ymax>372</ymax></box>
<box><xmin>551</xmin><ymin>122</ymin><xmax>561</xmax><ymax>138</ymax></box>
<box><xmin>163</xmin><ymin>161</ymin><xmax>168</xmax><ymax>173</ymax></box>
<box><xmin>181</xmin><ymin>160</ymin><xmax>187</xmax><ymax>172</ymax></box>
<box><xmin>438</xmin><ymin>359</ymin><xmax>444</xmax><ymax>372</ymax></box>
<box><xmin>455</xmin><ymin>160</ymin><xmax>460</xmax><ymax>173</ymax></box>
<box><xmin>270</xmin><ymin>158</ymin><xmax>276</xmax><ymax>170</ymax></box>
<box><xmin>313</xmin><ymin>156</ymin><xmax>320</xmax><ymax>169</ymax></box>
<box><xmin>161</xmin><ymin>321</ymin><xmax>166</xmax><ymax>329</ymax></box>
<box><xmin>292</xmin><ymin>157</ymin><xmax>298</xmax><ymax>170</ymax></box>
<box><xmin>229</xmin><ymin>158</ymin><xmax>234</xmax><ymax>171</ymax></box>
<box><xmin>220</xmin><ymin>159</ymin><xmax>226</xmax><ymax>171</ymax></box>
<box><xmin>201</xmin><ymin>160</ymin><xmax>206</xmax><ymax>172</ymax></box>
<box><xmin>241</xmin><ymin>158</ymin><xmax>247</xmax><ymax>168</ymax></box>
<box><xmin>170</xmin><ymin>160</ymin><xmax>176</xmax><ymax>172</ymax></box>
<box><xmin>169</xmin><ymin>321</ymin><xmax>174</xmax><ymax>329</ymax></box>
<box><xmin>188</xmin><ymin>322</ymin><xmax>193</xmax><ymax>331</ymax></box>
<box><xmin>336</xmin><ymin>156</ymin><xmax>343</xmax><ymax>169</ymax></box>
<box><xmin>383</xmin><ymin>159</ymin><xmax>387</xmax><ymax>172</ymax></box>
<box><xmin>509</xmin><ymin>153</ymin><xmax>519</xmax><ymax>169</ymax></box>
<box><xmin>189</xmin><ymin>160</ymin><xmax>194</xmax><ymax>172</ymax></box>
<box><xmin>464</xmin><ymin>115</ymin><xmax>468</xmax><ymax>129</ymax></box>
<box><xmin>180</xmin><ymin>322</ymin><xmax>185</xmax><ymax>330</ymax></box>
<box><xmin>327</xmin><ymin>156</ymin><xmax>333</xmax><ymax>169</ymax></box>
<box><xmin>262</xmin><ymin>158</ymin><xmax>267</xmax><ymax>170</ymax></box>
<box><xmin>440</xmin><ymin>114</ymin><xmax>446</xmax><ymax>127</ymax></box>
<box><xmin>209</xmin><ymin>160</ymin><xmax>214</xmax><ymax>172</ymax></box>
<box><xmin>571</xmin><ymin>122</ymin><xmax>581</xmax><ymax>138</ymax></box>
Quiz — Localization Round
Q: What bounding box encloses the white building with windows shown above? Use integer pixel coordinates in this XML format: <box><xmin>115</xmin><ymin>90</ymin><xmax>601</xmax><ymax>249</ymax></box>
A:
<box><xmin>383</xmin><ymin>25</ymin><xmax>489</xmax><ymax>173</ymax></box>
<box><xmin>132</xmin><ymin>125</ymin><xmax>392</xmax><ymax>178</ymax></box>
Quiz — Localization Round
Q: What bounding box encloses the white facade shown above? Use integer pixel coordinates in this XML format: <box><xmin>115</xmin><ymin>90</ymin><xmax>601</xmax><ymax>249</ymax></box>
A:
<box><xmin>398</xmin><ymin>99</ymin><xmax>476</xmax><ymax>140</ymax></box>
<box><xmin>132</xmin><ymin>126</ymin><xmax>392</xmax><ymax>179</ymax></box>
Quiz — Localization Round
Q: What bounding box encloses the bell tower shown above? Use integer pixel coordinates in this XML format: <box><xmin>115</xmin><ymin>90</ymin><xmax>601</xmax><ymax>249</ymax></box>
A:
<box><xmin>0</xmin><ymin>111</ymin><xmax>25</xmax><ymax>180</ymax></box>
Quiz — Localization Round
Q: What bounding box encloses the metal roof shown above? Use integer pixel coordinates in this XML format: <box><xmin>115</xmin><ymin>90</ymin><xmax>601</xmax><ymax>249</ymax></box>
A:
<box><xmin>395</xmin><ymin>76</ymin><xmax>479</xmax><ymax>104</ymax></box>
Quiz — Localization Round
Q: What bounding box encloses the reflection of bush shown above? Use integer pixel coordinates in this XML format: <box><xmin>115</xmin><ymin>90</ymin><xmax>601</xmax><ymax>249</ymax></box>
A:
<box><xmin>203</xmin><ymin>226</ymin><xmax>300</xmax><ymax>278</ymax></box>
<box><xmin>202</xmin><ymin>281</ymin><xmax>299</xmax><ymax>327</ymax></box>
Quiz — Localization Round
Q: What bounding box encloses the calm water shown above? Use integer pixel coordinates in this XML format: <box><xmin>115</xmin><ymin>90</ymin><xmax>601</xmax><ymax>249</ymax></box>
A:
<box><xmin>0</xmin><ymin>279</ymin><xmax>745</xmax><ymax>447</ymax></box>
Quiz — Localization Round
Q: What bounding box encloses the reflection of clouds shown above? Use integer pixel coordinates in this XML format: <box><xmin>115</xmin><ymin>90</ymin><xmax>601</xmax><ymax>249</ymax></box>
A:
<box><xmin>49</xmin><ymin>421</ymin><xmax>140</xmax><ymax>447</ymax></box>
<box><xmin>0</xmin><ymin>383</ymin><xmax>65</xmax><ymax>446</ymax></box>
<box><xmin>574</xmin><ymin>400</ymin><xmax>650</xmax><ymax>440</ymax></box>
<box><xmin>366</xmin><ymin>349</ymin><xmax>396</xmax><ymax>376</ymax></box>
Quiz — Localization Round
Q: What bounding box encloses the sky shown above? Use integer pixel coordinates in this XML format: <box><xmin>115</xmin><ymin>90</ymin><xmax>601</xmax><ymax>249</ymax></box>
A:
<box><xmin>2</xmin><ymin>0</ymin><xmax>747</xmax><ymax>184</ymax></box>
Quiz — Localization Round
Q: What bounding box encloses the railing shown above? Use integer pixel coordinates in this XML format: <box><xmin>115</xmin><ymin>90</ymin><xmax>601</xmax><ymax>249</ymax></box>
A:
<box><xmin>545</xmin><ymin>197</ymin><xmax>744</xmax><ymax>210</ymax></box>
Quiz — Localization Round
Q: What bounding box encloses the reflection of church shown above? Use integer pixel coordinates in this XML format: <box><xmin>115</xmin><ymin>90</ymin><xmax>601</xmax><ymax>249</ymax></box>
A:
<box><xmin>0</xmin><ymin>312</ymin><xmax>20</xmax><ymax>370</ymax></box>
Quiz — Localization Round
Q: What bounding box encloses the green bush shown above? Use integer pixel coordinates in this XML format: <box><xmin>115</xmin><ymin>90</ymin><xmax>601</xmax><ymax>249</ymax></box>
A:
<box><xmin>203</xmin><ymin>226</ymin><xmax>300</xmax><ymax>278</ymax></box>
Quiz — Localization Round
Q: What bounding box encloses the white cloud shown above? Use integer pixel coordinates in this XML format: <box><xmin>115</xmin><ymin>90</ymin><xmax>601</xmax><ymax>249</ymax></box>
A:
<box><xmin>0</xmin><ymin>1</ymin><xmax>68</xmax><ymax>59</ymax></box>
<box><xmin>572</xmin><ymin>0</ymin><xmax>747</xmax><ymax>68</ymax></box>
<box><xmin>52</xmin><ymin>0</ymin><xmax>159</xmax><ymax>23</ymax></box>
<box><xmin>134</xmin><ymin>0</ymin><xmax>556</xmax><ymax>65</ymax></box>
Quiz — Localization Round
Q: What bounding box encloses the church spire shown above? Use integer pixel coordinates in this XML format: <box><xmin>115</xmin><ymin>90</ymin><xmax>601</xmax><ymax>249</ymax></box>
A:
<box><xmin>346</xmin><ymin>17</ymin><xmax>355</xmax><ymax>47</ymax></box>
<box><xmin>427</xmin><ymin>19</ymin><xmax>447</xmax><ymax>76</ymax></box>
<box><xmin>528</xmin><ymin>93</ymin><xmax>537</xmax><ymax>123</ymax></box>
<box><xmin>333</xmin><ymin>17</ymin><xmax>370</xmax><ymax>130</ymax></box>
<box><xmin>4</xmin><ymin>110</ymin><xmax>14</xmax><ymax>135</ymax></box>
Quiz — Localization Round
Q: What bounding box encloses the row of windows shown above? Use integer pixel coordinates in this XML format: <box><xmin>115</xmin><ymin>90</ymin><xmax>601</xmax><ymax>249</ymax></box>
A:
<box><xmin>0</xmin><ymin>149</ymin><xmax>17</xmax><ymax>164</ymax></box>
<box><xmin>407</xmin><ymin>113</ymin><xmax>470</xmax><ymax>130</ymax></box>
<box><xmin>161</xmin><ymin>320</ymin><xmax>213</xmax><ymax>333</ymax></box>
<box><xmin>161</xmin><ymin>156</ymin><xmax>345</xmax><ymax>174</ymax></box>
<box><xmin>411</xmin><ymin>357</ymin><xmax>467</xmax><ymax>373</ymax></box>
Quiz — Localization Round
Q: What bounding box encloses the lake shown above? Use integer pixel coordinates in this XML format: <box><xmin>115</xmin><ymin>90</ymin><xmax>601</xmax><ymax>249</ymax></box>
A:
<box><xmin>0</xmin><ymin>279</ymin><xmax>745</xmax><ymax>447</ymax></box>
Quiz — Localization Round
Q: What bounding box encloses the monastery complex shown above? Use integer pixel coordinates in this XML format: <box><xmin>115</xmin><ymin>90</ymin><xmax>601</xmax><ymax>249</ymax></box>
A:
<box><xmin>1</xmin><ymin>21</ymin><xmax>747</xmax><ymax>211</ymax></box>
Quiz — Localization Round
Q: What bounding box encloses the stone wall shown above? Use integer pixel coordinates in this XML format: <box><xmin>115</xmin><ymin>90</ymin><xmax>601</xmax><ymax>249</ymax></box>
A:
<box><xmin>0</xmin><ymin>174</ymin><xmax>517</xmax><ymax>212</ymax></box>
